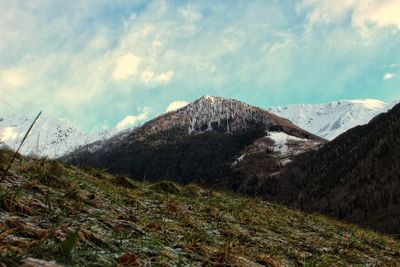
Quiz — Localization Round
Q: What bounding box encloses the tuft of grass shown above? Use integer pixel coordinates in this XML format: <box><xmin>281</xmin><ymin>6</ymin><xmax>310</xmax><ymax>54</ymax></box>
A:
<box><xmin>149</xmin><ymin>180</ymin><xmax>182</xmax><ymax>194</ymax></box>
<box><xmin>0</xmin><ymin>191</ymin><xmax>33</xmax><ymax>215</ymax></box>
<box><xmin>183</xmin><ymin>183</ymin><xmax>208</xmax><ymax>197</ymax></box>
<box><xmin>112</xmin><ymin>175</ymin><xmax>138</xmax><ymax>190</ymax></box>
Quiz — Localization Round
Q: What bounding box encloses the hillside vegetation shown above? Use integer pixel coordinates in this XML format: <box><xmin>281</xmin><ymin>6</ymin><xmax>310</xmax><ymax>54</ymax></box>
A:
<box><xmin>1</xmin><ymin>149</ymin><xmax>400</xmax><ymax>266</ymax></box>
<box><xmin>272</xmin><ymin>103</ymin><xmax>400</xmax><ymax>235</ymax></box>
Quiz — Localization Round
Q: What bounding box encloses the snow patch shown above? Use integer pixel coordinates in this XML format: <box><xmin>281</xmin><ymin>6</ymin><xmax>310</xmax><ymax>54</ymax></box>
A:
<box><xmin>267</xmin><ymin>132</ymin><xmax>306</xmax><ymax>154</ymax></box>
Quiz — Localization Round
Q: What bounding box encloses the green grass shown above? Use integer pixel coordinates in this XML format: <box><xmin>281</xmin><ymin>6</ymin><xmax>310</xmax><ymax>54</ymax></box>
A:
<box><xmin>0</xmin><ymin>148</ymin><xmax>399</xmax><ymax>266</ymax></box>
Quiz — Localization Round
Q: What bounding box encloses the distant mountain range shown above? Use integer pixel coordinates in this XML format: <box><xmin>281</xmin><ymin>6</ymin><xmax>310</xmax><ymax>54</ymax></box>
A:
<box><xmin>0</xmin><ymin>114</ymin><xmax>116</xmax><ymax>158</ymax></box>
<box><xmin>268</xmin><ymin>99</ymin><xmax>393</xmax><ymax>140</ymax></box>
<box><xmin>1</xmin><ymin>97</ymin><xmax>395</xmax><ymax>159</ymax></box>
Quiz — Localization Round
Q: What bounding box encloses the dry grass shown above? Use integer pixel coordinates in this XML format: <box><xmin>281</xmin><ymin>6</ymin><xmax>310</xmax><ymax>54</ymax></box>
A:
<box><xmin>0</xmin><ymin>148</ymin><xmax>399</xmax><ymax>266</ymax></box>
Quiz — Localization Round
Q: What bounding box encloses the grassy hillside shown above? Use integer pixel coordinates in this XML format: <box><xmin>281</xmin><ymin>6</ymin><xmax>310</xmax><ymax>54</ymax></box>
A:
<box><xmin>1</xmin><ymin>149</ymin><xmax>399</xmax><ymax>266</ymax></box>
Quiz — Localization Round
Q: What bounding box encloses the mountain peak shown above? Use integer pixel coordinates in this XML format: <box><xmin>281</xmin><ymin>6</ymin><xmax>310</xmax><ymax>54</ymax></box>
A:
<box><xmin>138</xmin><ymin>96</ymin><xmax>321</xmax><ymax>141</ymax></box>
<box><xmin>193</xmin><ymin>95</ymin><xmax>229</xmax><ymax>106</ymax></box>
<box><xmin>185</xmin><ymin>96</ymin><xmax>254</xmax><ymax>133</ymax></box>
<box><xmin>269</xmin><ymin>99</ymin><xmax>389</xmax><ymax>140</ymax></box>
<box><xmin>200</xmin><ymin>95</ymin><xmax>217</xmax><ymax>101</ymax></box>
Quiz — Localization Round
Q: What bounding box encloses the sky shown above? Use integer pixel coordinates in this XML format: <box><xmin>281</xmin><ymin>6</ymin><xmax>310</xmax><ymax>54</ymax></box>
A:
<box><xmin>0</xmin><ymin>0</ymin><xmax>400</xmax><ymax>133</ymax></box>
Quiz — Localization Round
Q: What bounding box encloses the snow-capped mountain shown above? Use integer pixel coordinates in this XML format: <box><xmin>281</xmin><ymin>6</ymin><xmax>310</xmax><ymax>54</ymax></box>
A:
<box><xmin>268</xmin><ymin>99</ymin><xmax>390</xmax><ymax>140</ymax></box>
<box><xmin>143</xmin><ymin>95</ymin><xmax>321</xmax><ymax>138</ymax></box>
<box><xmin>63</xmin><ymin>95</ymin><xmax>323</xmax><ymax>189</ymax></box>
<box><xmin>0</xmin><ymin>114</ymin><xmax>117</xmax><ymax>158</ymax></box>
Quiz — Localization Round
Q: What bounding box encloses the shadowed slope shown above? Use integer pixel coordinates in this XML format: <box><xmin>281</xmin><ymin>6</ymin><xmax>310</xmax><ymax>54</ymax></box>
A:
<box><xmin>271</xmin><ymin>103</ymin><xmax>400</xmax><ymax>234</ymax></box>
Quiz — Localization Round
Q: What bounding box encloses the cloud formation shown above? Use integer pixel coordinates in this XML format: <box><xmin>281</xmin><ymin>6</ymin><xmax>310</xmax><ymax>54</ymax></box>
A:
<box><xmin>300</xmin><ymin>0</ymin><xmax>400</xmax><ymax>30</ymax></box>
<box><xmin>166</xmin><ymin>101</ymin><xmax>189</xmax><ymax>112</ymax></box>
<box><xmin>116</xmin><ymin>107</ymin><xmax>150</xmax><ymax>130</ymax></box>
<box><xmin>140</xmin><ymin>70</ymin><xmax>174</xmax><ymax>84</ymax></box>
<box><xmin>112</xmin><ymin>53</ymin><xmax>142</xmax><ymax>81</ymax></box>
<box><xmin>353</xmin><ymin>0</ymin><xmax>400</xmax><ymax>30</ymax></box>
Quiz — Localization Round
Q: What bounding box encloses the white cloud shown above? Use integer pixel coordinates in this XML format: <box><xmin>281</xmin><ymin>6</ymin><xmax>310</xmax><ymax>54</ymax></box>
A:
<box><xmin>166</xmin><ymin>100</ymin><xmax>189</xmax><ymax>112</ymax></box>
<box><xmin>116</xmin><ymin>107</ymin><xmax>150</xmax><ymax>130</ymax></box>
<box><xmin>112</xmin><ymin>53</ymin><xmax>142</xmax><ymax>81</ymax></box>
<box><xmin>140</xmin><ymin>70</ymin><xmax>155</xmax><ymax>83</ymax></box>
<box><xmin>300</xmin><ymin>0</ymin><xmax>400</xmax><ymax>30</ymax></box>
<box><xmin>0</xmin><ymin>68</ymin><xmax>27</xmax><ymax>88</ymax></box>
<box><xmin>298</xmin><ymin>0</ymin><xmax>356</xmax><ymax>25</ymax></box>
<box><xmin>353</xmin><ymin>0</ymin><xmax>400</xmax><ymax>30</ymax></box>
<box><xmin>157</xmin><ymin>71</ymin><xmax>174</xmax><ymax>83</ymax></box>
<box><xmin>140</xmin><ymin>70</ymin><xmax>174</xmax><ymax>84</ymax></box>
<box><xmin>383</xmin><ymin>72</ymin><xmax>396</xmax><ymax>80</ymax></box>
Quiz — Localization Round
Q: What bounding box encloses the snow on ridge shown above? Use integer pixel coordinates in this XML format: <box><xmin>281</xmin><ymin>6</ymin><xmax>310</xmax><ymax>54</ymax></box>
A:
<box><xmin>0</xmin><ymin>113</ymin><xmax>118</xmax><ymax>158</ymax></box>
<box><xmin>201</xmin><ymin>95</ymin><xmax>216</xmax><ymax>102</ymax></box>
<box><xmin>268</xmin><ymin>99</ymin><xmax>391</xmax><ymax>140</ymax></box>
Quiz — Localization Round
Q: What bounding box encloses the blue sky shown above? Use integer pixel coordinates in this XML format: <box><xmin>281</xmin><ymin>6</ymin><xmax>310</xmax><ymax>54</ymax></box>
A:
<box><xmin>1</xmin><ymin>0</ymin><xmax>400</xmax><ymax>132</ymax></box>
